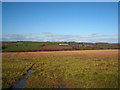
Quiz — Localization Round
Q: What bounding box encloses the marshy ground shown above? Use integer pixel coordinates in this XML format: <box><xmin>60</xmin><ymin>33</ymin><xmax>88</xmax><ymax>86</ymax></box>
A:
<box><xmin>2</xmin><ymin>49</ymin><xmax>118</xmax><ymax>88</ymax></box>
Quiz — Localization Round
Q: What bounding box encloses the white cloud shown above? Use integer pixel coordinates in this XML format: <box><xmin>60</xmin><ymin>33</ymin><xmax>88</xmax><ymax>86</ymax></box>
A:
<box><xmin>2</xmin><ymin>32</ymin><xmax>118</xmax><ymax>43</ymax></box>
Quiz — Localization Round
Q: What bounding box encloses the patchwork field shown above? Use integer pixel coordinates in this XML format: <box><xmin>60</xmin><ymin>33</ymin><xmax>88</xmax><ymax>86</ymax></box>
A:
<box><xmin>2</xmin><ymin>41</ymin><xmax>119</xmax><ymax>52</ymax></box>
<box><xmin>2</xmin><ymin>49</ymin><xmax>118</xmax><ymax>88</ymax></box>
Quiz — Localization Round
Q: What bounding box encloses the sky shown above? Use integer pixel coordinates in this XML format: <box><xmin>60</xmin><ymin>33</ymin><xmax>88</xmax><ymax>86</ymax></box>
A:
<box><xmin>2</xmin><ymin>2</ymin><xmax>118</xmax><ymax>43</ymax></box>
<box><xmin>2</xmin><ymin>0</ymin><xmax>120</xmax><ymax>2</ymax></box>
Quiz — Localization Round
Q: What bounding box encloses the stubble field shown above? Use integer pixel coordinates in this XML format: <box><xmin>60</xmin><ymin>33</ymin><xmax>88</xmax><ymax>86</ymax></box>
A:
<box><xmin>2</xmin><ymin>49</ymin><xmax>118</xmax><ymax>88</ymax></box>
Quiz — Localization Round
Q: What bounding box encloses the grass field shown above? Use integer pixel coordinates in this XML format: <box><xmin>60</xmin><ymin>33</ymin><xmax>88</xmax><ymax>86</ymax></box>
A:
<box><xmin>2</xmin><ymin>49</ymin><xmax>118</xmax><ymax>88</ymax></box>
<box><xmin>2</xmin><ymin>41</ymin><xmax>119</xmax><ymax>52</ymax></box>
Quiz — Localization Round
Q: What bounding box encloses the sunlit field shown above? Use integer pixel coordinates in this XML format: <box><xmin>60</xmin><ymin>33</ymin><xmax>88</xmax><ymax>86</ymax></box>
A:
<box><xmin>2</xmin><ymin>49</ymin><xmax>118</xmax><ymax>88</ymax></box>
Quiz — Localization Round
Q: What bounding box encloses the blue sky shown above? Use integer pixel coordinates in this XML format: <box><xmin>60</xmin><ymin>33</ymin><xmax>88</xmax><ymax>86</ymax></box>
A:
<box><xmin>2</xmin><ymin>2</ymin><xmax>118</xmax><ymax>43</ymax></box>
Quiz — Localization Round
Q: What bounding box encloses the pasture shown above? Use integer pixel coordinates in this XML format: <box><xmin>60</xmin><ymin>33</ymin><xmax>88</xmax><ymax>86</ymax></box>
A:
<box><xmin>2</xmin><ymin>41</ymin><xmax>119</xmax><ymax>52</ymax></box>
<box><xmin>2</xmin><ymin>49</ymin><xmax>118</xmax><ymax>88</ymax></box>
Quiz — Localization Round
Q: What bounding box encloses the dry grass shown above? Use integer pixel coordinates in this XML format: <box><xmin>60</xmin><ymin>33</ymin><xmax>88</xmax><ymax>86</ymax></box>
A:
<box><xmin>40</xmin><ymin>46</ymin><xmax>72</xmax><ymax>51</ymax></box>
<box><xmin>2</xmin><ymin>49</ymin><xmax>118</xmax><ymax>88</ymax></box>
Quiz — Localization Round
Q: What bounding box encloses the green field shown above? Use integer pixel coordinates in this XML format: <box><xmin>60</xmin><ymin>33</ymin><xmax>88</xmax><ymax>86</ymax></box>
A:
<box><xmin>2</xmin><ymin>41</ymin><xmax>119</xmax><ymax>52</ymax></box>
<box><xmin>2</xmin><ymin>50</ymin><xmax>118</xmax><ymax>88</ymax></box>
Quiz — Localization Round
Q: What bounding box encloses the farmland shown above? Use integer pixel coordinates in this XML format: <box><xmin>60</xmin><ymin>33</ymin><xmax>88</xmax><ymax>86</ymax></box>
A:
<box><xmin>1</xmin><ymin>41</ymin><xmax>119</xmax><ymax>52</ymax></box>
<box><xmin>2</xmin><ymin>49</ymin><xmax>118</xmax><ymax>88</ymax></box>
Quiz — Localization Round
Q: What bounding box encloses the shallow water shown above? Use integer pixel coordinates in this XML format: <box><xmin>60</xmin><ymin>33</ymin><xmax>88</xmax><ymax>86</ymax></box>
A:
<box><xmin>12</xmin><ymin>70</ymin><xmax>35</xmax><ymax>89</ymax></box>
<box><xmin>12</xmin><ymin>79</ymin><xmax>26</xmax><ymax>88</ymax></box>
<box><xmin>12</xmin><ymin>70</ymin><xmax>67</xmax><ymax>89</ymax></box>
<box><xmin>24</xmin><ymin>70</ymin><xmax>35</xmax><ymax>79</ymax></box>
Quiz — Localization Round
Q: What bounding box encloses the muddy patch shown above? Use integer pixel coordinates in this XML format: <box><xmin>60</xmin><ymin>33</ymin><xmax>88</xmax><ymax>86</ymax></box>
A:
<box><xmin>11</xmin><ymin>70</ymin><xmax>35</xmax><ymax>89</ymax></box>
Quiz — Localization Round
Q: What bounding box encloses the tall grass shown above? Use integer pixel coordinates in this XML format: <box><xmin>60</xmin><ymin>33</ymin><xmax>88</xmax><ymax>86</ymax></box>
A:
<box><xmin>2</xmin><ymin>50</ymin><xmax>118</xmax><ymax>88</ymax></box>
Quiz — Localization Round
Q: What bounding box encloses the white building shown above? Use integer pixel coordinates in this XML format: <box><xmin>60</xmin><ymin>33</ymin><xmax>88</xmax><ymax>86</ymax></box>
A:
<box><xmin>59</xmin><ymin>43</ymin><xmax>69</xmax><ymax>46</ymax></box>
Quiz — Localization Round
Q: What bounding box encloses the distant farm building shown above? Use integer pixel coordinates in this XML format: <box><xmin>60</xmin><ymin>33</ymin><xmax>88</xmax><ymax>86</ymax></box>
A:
<box><xmin>59</xmin><ymin>43</ymin><xmax>69</xmax><ymax>46</ymax></box>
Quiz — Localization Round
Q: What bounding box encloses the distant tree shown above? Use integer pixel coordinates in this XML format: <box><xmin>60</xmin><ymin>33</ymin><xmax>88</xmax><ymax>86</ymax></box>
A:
<box><xmin>2</xmin><ymin>45</ymin><xmax>7</xmax><ymax>49</ymax></box>
<box><xmin>41</xmin><ymin>44</ymin><xmax>45</xmax><ymax>46</ymax></box>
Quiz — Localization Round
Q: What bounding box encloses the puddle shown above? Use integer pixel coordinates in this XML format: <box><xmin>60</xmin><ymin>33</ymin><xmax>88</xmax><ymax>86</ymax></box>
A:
<box><xmin>24</xmin><ymin>70</ymin><xmax>35</xmax><ymax>79</ymax></box>
<box><xmin>60</xmin><ymin>85</ymin><xmax>67</xmax><ymax>90</ymax></box>
<box><xmin>11</xmin><ymin>70</ymin><xmax>35</xmax><ymax>89</ymax></box>
<box><xmin>12</xmin><ymin>79</ymin><xmax>26</xmax><ymax>88</ymax></box>
<box><xmin>60</xmin><ymin>86</ymin><xmax>66</xmax><ymax>88</ymax></box>
<box><xmin>11</xmin><ymin>69</ymin><xmax>66</xmax><ymax>89</ymax></box>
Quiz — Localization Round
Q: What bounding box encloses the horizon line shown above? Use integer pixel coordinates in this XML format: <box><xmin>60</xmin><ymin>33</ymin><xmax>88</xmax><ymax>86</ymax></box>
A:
<box><xmin>1</xmin><ymin>40</ymin><xmax>119</xmax><ymax>44</ymax></box>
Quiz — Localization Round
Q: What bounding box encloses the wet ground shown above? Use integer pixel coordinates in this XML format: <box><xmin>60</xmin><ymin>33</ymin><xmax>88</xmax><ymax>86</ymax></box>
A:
<box><xmin>11</xmin><ymin>70</ymin><xmax>35</xmax><ymax>89</ymax></box>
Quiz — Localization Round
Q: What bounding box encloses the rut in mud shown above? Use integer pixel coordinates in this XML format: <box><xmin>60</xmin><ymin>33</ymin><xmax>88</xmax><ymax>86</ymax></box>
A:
<box><xmin>11</xmin><ymin>63</ymin><xmax>36</xmax><ymax>89</ymax></box>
